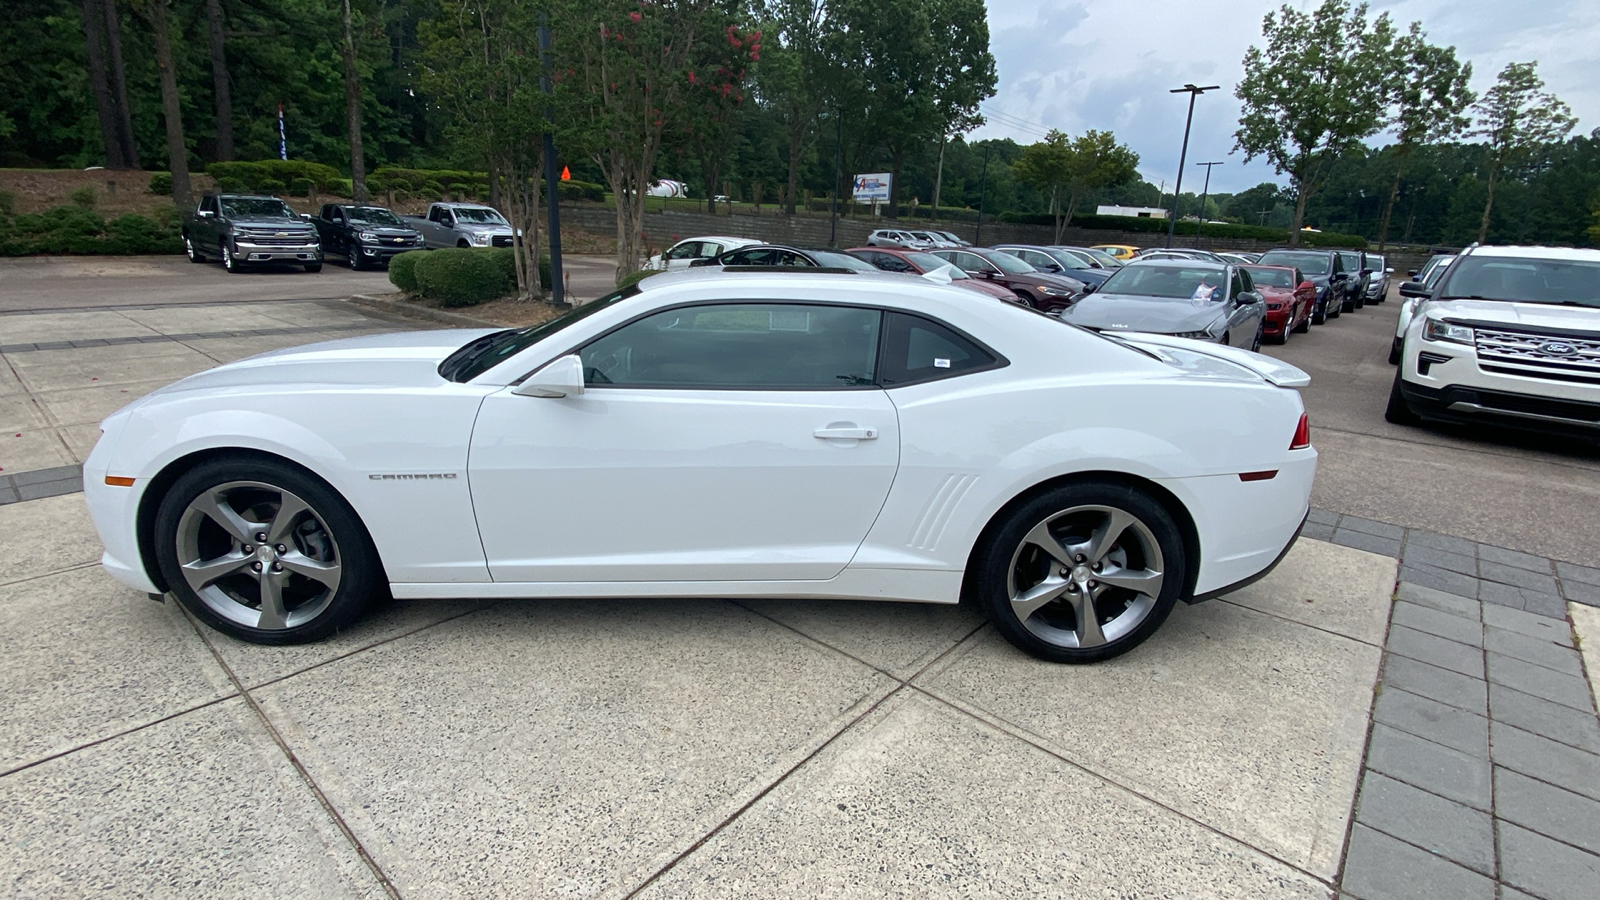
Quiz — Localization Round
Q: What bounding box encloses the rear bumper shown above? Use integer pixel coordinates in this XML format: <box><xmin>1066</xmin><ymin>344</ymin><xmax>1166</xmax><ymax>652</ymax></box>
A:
<box><xmin>1158</xmin><ymin>450</ymin><xmax>1317</xmax><ymax>598</ymax></box>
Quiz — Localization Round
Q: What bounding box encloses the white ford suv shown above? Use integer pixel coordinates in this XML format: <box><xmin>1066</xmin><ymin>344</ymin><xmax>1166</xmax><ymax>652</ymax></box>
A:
<box><xmin>1386</xmin><ymin>245</ymin><xmax>1600</xmax><ymax>438</ymax></box>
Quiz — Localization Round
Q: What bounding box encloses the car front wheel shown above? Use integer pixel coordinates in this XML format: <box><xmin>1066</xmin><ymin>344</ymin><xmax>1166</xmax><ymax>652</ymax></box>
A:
<box><xmin>975</xmin><ymin>483</ymin><xmax>1184</xmax><ymax>663</ymax></box>
<box><xmin>1384</xmin><ymin>370</ymin><xmax>1421</xmax><ymax>426</ymax></box>
<box><xmin>154</xmin><ymin>457</ymin><xmax>381</xmax><ymax>644</ymax></box>
<box><xmin>221</xmin><ymin>241</ymin><xmax>242</xmax><ymax>273</ymax></box>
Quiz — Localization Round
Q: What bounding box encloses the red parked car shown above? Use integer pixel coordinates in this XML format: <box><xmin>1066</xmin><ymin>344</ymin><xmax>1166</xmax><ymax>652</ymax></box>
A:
<box><xmin>846</xmin><ymin>247</ymin><xmax>1023</xmax><ymax>303</ymax></box>
<box><xmin>1242</xmin><ymin>264</ymin><xmax>1315</xmax><ymax>343</ymax></box>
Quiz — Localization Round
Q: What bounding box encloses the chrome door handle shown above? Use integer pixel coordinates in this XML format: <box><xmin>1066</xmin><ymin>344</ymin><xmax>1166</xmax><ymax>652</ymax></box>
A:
<box><xmin>814</xmin><ymin>426</ymin><xmax>878</xmax><ymax>440</ymax></box>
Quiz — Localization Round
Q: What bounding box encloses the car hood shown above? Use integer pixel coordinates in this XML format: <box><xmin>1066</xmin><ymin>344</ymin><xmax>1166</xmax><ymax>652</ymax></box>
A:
<box><xmin>953</xmin><ymin>279</ymin><xmax>1018</xmax><ymax>299</ymax></box>
<box><xmin>457</xmin><ymin>222</ymin><xmax>513</xmax><ymax>233</ymax></box>
<box><xmin>1424</xmin><ymin>299</ymin><xmax>1600</xmax><ymax>335</ymax></box>
<box><xmin>353</xmin><ymin>225</ymin><xmax>421</xmax><ymax>237</ymax></box>
<box><xmin>233</xmin><ymin>218</ymin><xmax>315</xmax><ymax>231</ymax></box>
<box><xmin>1058</xmin><ymin>292</ymin><xmax>1226</xmax><ymax>335</ymax></box>
<box><xmin>138</xmin><ymin>329</ymin><xmax>500</xmax><ymax>401</ymax></box>
<box><xmin>1258</xmin><ymin>286</ymin><xmax>1296</xmax><ymax>304</ymax></box>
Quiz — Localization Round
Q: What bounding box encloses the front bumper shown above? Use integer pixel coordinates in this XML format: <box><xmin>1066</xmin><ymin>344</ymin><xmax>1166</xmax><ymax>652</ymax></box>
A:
<box><xmin>234</xmin><ymin>239</ymin><xmax>322</xmax><ymax>263</ymax></box>
<box><xmin>82</xmin><ymin>435</ymin><xmax>161</xmax><ymax>594</ymax></box>
<box><xmin>1399</xmin><ymin>335</ymin><xmax>1600</xmax><ymax>437</ymax></box>
<box><xmin>1262</xmin><ymin>307</ymin><xmax>1292</xmax><ymax>335</ymax></box>
<box><xmin>358</xmin><ymin>241</ymin><xmax>423</xmax><ymax>261</ymax></box>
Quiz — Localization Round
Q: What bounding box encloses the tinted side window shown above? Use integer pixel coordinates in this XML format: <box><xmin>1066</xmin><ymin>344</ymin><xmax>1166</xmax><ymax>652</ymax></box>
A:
<box><xmin>1231</xmin><ymin>269</ymin><xmax>1247</xmax><ymax>297</ymax></box>
<box><xmin>874</xmin><ymin>253</ymin><xmax>912</xmax><ymax>273</ymax></box>
<box><xmin>878</xmin><ymin>312</ymin><xmax>1000</xmax><ymax>386</ymax></box>
<box><xmin>201</xmin><ymin>196</ymin><xmax>218</xmax><ymax>214</ymax></box>
<box><xmin>579</xmin><ymin>303</ymin><xmax>881</xmax><ymax>389</ymax></box>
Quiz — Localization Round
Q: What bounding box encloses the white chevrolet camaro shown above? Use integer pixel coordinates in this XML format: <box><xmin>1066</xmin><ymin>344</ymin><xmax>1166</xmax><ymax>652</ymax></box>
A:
<box><xmin>84</xmin><ymin>269</ymin><xmax>1316</xmax><ymax>663</ymax></box>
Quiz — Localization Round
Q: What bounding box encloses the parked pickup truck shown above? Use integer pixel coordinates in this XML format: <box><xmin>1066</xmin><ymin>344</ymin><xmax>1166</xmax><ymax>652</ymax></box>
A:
<box><xmin>312</xmin><ymin>204</ymin><xmax>424</xmax><ymax>270</ymax></box>
<box><xmin>402</xmin><ymin>202</ymin><xmax>515</xmax><ymax>249</ymax></box>
<box><xmin>183</xmin><ymin>193</ymin><xmax>322</xmax><ymax>273</ymax></box>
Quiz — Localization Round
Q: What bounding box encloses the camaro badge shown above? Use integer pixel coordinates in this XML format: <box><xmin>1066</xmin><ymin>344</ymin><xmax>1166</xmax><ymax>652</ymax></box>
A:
<box><xmin>369</xmin><ymin>473</ymin><xmax>458</xmax><ymax>480</ymax></box>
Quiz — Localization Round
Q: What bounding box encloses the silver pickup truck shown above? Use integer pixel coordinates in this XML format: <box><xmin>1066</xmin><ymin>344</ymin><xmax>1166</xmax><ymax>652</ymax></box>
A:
<box><xmin>402</xmin><ymin>202</ymin><xmax>516</xmax><ymax>249</ymax></box>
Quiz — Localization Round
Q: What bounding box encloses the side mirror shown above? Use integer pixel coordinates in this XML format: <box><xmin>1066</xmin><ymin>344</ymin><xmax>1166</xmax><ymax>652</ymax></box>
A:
<box><xmin>1042</xmin><ymin>263</ymin><xmax>1063</xmax><ymax>273</ymax></box>
<box><xmin>1385</xmin><ymin>267</ymin><xmax>1395</xmax><ymax>274</ymax></box>
<box><xmin>1330</xmin><ymin>272</ymin><xmax>1347</xmax><ymax>281</ymax></box>
<box><xmin>1407</xmin><ymin>269</ymin><xmax>1419</xmax><ymax>278</ymax></box>
<box><xmin>1299</xmin><ymin>280</ymin><xmax>1315</xmax><ymax>292</ymax></box>
<box><xmin>197</xmin><ymin>209</ymin><xmax>214</xmax><ymax>218</ymax></box>
<box><xmin>1080</xmin><ymin>282</ymin><xmax>1097</xmax><ymax>294</ymax></box>
<box><xmin>1398</xmin><ymin>282</ymin><xmax>1429</xmax><ymax>299</ymax></box>
<box><xmin>512</xmin><ymin>354</ymin><xmax>586</xmax><ymax>398</ymax></box>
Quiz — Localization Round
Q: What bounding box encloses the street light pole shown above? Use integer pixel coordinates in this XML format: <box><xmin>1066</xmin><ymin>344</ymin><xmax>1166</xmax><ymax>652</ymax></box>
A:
<box><xmin>1193</xmin><ymin>161</ymin><xmax>1222</xmax><ymax>248</ymax></box>
<box><xmin>975</xmin><ymin>143</ymin><xmax>991</xmax><ymax>245</ymax></box>
<box><xmin>1164</xmin><ymin>83</ymin><xmax>1218</xmax><ymax>248</ymax></box>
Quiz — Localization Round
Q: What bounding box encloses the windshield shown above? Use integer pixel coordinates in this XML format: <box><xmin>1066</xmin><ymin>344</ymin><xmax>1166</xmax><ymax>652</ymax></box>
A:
<box><xmin>220</xmin><ymin>198</ymin><xmax>297</xmax><ymax>220</ymax></box>
<box><xmin>1337</xmin><ymin>251</ymin><xmax>1361</xmax><ymax>269</ymax></box>
<box><xmin>905</xmin><ymin>252</ymin><xmax>969</xmax><ymax>278</ymax></box>
<box><xmin>1082</xmin><ymin>248</ymin><xmax>1124</xmax><ymax>267</ymax></box>
<box><xmin>1243</xmin><ymin>266</ymin><xmax>1295</xmax><ymax>288</ymax></box>
<box><xmin>347</xmin><ymin>207</ymin><xmax>404</xmax><ymax>226</ymax></box>
<box><xmin>441</xmin><ymin>285</ymin><xmax>637</xmax><ymax>382</ymax></box>
<box><xmin>452</xmin><ymin>207</ymin><xmax>508</xmax><ymax>225</ymax></box>
<box><xmin>808</xmin><ymin>250</ymin><xmax>878</xmax><ymax>272</ymax></box>
<box><xmin>1042</xmin><ymin>249</ymin><xmax>1094</xmax><ymax>270</ymax></box>
<box><xmin>987</xmin><ymin>252</ymin><xmax>1037</xmax><ymax>275</ymax></box>
<box><xmin>1098</xmin><ymin>264</ymin><xmax>1230</xmax><ymax>300</ymax></box>
<box><xmin>1438</xmin><ymin>256</ymin><xmax>1600</xmax><ymax>308</ymax></box>
<box><xmin>1259</xmin><ymin>251</ymin><xmax>1329</xmax><ymax>276</ymax></box>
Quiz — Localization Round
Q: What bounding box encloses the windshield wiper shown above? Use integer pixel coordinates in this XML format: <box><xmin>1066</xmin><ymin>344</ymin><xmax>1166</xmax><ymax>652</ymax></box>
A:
<box><xmin>439</xmin><ymin>329</ymin><xmax>515</xmax><ymax>381</ymax></box>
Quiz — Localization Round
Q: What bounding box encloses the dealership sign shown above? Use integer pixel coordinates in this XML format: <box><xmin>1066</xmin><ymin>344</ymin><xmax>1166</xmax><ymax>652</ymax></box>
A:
<box><xmin>852</xmin><ymin>173</ymin><xmax>892</xmax><ymax>202</ymax></box>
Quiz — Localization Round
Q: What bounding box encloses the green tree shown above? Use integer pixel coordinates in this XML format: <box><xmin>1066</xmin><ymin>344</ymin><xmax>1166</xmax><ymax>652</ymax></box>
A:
<box><xmin>134</xmin><ymin>0</ymin><xmax>192</xmax><ymax>207</ymax></box>
<box><xmin>1234</xmin><ymin>0</ymin><xmax>1396</xmax><ymax>245</ymax></box>
<box><xmin>1013</xmin><ymin>129</ymin><xmax>1138</xmax><ymax>242</ymax></box>
<box><xmin>1472</xmin><ymin>61</ymin><xmax>1575</xmax><ymax>243</ymax></box>
<box><xmin>759</xmin><ymin>0</ymin><xmax>831</xmax><ymax>215</ymax></box>
<box><xmin>1375</xmin><ymin>23</ymin><xmax>1473</xmax><ymax>250</ymax></box>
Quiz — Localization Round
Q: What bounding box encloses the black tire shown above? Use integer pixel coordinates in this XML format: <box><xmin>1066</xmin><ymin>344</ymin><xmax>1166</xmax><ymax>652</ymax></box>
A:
<box><xmin>1251</xmin><ymin>324</ymin><xmax>1263</xmax><ymax>352</ymax></box>
<box><xmin>154</xmin><ymin>456</ymin><xmax>382</xmax><ymax>644</ymax></box>
<box><xmin>973</xmin><ymin>482</ymin><xmax>1185</xmax><ymax>664</ymax></box>
<box><xmin>1354</xmin><ymin>289</ymin><xmax>1366</xmax><ymax>310</ymax></box>
<box><xmin>1275</xmin><ymin>321</ymin><xmax>1291</xmax><ymax>345</ymax></box>
<box><xmin>1311</xmin><ymin>296</ymin><xmax>1328</xmax><ymax>326</ymax></box>
<box><xmin>183</xmin><ymin>234</ymin><xmax>205</xmax><ymax>263</ymax></box>
<box><xmin>1293</xmin><ymin>307</ymin><xmax>1311</xmax><ymax>333</ymax></box>
<box><xmin>1328</xmin><ymin>297</ymin><xmax>1341</xmax><ymax>318</ymax></box>
<box><xmin>1384</xmin><ymin>370</ymin><xmax>1421</xmax><ymax>425</ymax></box>
<box><xmin>457</xmin><ymin>239</ymin><xmax>471</xmax><ymax>248</ymax></box>
<box><xmin>304</xmin><ymin>263</ymin><xmax>323</xmax><ymax>273</ymax></box>
<box><xmin>348</xmin><ymin>247</ymin><xmax>367</xmax><ymax>270</ymax></box>
<box><xmin>1388</xmin><ymin>337</ymin><xmax>1402</xmax><ymax>365</ymax></box>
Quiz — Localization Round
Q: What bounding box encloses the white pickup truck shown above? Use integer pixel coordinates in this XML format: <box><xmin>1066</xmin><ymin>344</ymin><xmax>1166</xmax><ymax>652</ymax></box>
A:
<box><xmin>401</xmin><ymin>202</ymin><xmax>515</xmax><ymax>249</ymax></box>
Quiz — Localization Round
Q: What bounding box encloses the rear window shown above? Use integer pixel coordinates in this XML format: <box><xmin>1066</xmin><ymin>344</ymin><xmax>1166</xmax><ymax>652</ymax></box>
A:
<box><xmin>1259</xmin><ymin>251</ymin><xmax>1329</xmax><ymax>276</ymax></box>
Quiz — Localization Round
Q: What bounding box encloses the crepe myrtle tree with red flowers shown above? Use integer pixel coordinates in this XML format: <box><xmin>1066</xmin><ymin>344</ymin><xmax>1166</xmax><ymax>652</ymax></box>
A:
<box><xmin>553</xmin><ymin>0</ymin><xmax>734</xmax><ymax>283</ymax></box>
<box><xmin>665</xmin><ymin>21</ymin><xmax>761</xmax><ymax>215</ymax></box>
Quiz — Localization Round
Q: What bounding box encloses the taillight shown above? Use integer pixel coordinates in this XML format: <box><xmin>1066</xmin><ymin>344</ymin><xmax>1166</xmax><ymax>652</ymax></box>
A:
<box><xmin>1290</xmin><ymin>413</ymin><xmax>1311</xmax><ymax>450</ymax></box>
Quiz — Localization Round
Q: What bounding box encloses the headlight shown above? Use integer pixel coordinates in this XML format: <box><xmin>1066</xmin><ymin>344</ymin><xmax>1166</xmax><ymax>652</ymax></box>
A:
<box><xmin>470</xmin><ymin>233</ymin><xmax>490</xmax><ymax>245</ymax></box>
<box><xmin>358</xmin><ymin>231</ymin><xmax>377</xmax><ymax>242</ymax></box>
<box><xmin>1172</xmin><ymin>330</ymin><xmax>1214</xmax><ymax>340</ymax></box>
<box><xmin>1039</xmin><ymin>286</ymin><xmax>1076</xmax><ymax>297</ymax></box>
<box><xmin>1422</xmin><ymin>318</ymin><xmax>1473</xmax><ymax>345</ymax></box>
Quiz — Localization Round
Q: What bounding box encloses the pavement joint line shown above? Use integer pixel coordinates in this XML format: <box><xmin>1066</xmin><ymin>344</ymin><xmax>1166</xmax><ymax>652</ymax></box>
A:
<box><xmin>1331</xmin><ymin>573</ymin><xmax>1399</xmax><ymax>891</ymax></box>
<box><xmin>1215</xmin><ymin>594</ymin><xmax>1389</xmax><ymax>650</ymax></box>
<box><xmin>0</xmin><ymin>321</ymin><xmax>383</xmax><ymax>354</ymax></box>
<box><xmin>0</xmin><ymin>560</ymin><xmax>100</xmax><ymax>591</ymax></box>
<box><xmin>912</xmin><ymin>679</ymin><xmax>1336</xmax><ymax>890</ymax></box>
<box><xmin>189</xmin><ymin>611</ymin><xmax>403</xmax><ymax>900</ymax></box>
<box><xmin>1313</xmin><ymin>422</ymin><xmax>1600</xmax><ymax>478</ymax></box>
<box><xmin>0</xmin><ymin>295</ymin><xmax>381</xmax><ymax>317</ymax></box>
<box><xmin>0</xmin><ymin>692</ymin><xmax>241</xmax><ymax>781</ymax></box>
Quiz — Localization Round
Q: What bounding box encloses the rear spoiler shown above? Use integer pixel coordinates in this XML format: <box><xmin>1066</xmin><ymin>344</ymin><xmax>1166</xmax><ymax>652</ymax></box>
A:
<box><xmin>1114</xmin><ymin>333</ymin><xmax>1312</xmax><ymax>387</ymax></box>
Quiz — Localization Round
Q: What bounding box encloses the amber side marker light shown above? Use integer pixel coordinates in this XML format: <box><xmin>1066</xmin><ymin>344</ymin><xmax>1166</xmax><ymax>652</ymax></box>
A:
<box><xmin>105</xmin><ymin>476</ymin><xmax>136</xmax><ymax>487</ymax></box>
<box><xmin>1238</xmin><ymin>470</ymin><xmax>1279</xmax><ymax>482</ymax></box>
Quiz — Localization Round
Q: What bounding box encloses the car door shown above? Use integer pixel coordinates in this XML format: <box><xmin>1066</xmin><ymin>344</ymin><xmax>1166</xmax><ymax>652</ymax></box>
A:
<box><xmin>661</xmin><ymin>240</ymin><xmax>706</xmax><ymax>270</ymax></box>
<box><xmin>1227</xmin><ymin>268</ymin><xmax>1263</xmax><ymax>346</ymax></box>
<box><xmin>468</xmin><ymin>301</ymin><xmax>901</xmax><ymax>583</ymax></box>
<box><xmin>195</xmin><ymin>195</ymin><xmax>221</xmax><ymax>249</ymax></box>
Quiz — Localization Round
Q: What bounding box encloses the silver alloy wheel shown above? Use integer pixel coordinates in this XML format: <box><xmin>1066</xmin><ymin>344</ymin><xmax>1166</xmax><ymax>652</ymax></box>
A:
<box><xmin>184</xmin><ymin>234</ymin><xmax>197</xmax><ymax>260</ymax></box>
<box><xmin>175</xmin><ymin>480</ymin><xmax>342</xmax><ymax>631</ymax></box>
<box><xmin>1006</xmin><ymin>504</ymin><xmax>1165</xmax><ymax>649</ymax></box>
<box><xmin>222</xmin><ymin>241</ymin><xmax>236</xmax><ymax>271</ymax></box>
<box><xmin>348</xmin><ymin>246</ymin><xmax>361</xmax><ymax>268</ymax></box>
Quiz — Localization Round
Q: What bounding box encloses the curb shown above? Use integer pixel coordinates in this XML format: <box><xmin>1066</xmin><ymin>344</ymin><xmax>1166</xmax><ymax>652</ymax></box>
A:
<box><xmin>345</xmin><ymin>293</ymin><xmax>501</xmax><ymax>329</ymax></box>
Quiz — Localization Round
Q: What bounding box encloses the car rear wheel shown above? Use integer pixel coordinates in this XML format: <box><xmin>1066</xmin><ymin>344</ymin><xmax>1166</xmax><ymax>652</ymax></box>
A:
<box><xmin>183</xmin><ymin>234</ymin><xmax>204</xmax><ymax>263</ymax></box>
<box><xmin>1384</xmin><ymin>370</ymin><xmax>1421</xmax><ymax>426</ymax></box>
<box><xmin>154</xmin><ymin>457</ymin><xmax>381</xmax><ymax>644</ymax></box>
<box><xmin>974</xmin><ymin>483</ymin><xmax>1184</xmax><ymax>663</ymax></box>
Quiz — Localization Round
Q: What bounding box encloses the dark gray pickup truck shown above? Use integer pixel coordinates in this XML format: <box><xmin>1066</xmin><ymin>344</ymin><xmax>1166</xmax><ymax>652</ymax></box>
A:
<box><xmin>182</xmin><ymin>193</ymin><xmax>323</xmax><ymax>273</ymax></box>
<box><xmin>312</xmin><ymin>204</ymin><xmax>423</xmax><ymax>270</ymax></box>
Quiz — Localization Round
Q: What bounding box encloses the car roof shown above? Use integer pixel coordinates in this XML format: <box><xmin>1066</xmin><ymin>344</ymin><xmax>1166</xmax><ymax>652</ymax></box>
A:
<box><xmin>680</xmin><ymin>235</ymin><xmax>754</xmax><ymax>244</ymax></box>
<box><xmin>1126</xmin><ymin>258</ymin><xmax>1228</xmax><ymax>270</ymax></box>
<box><xmin>1464</xmin><ymin>245</ymin><xmax>1600</xmax><ymax>262</ymax></box>
<box><xmin>636</xmin><ymin>265</ymin><xmax>927</xmax><ymax>293</ymax></box>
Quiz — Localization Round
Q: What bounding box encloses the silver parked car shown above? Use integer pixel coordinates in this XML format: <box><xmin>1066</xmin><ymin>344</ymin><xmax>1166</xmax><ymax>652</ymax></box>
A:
<box><xmin>866</xmin><ymin>229</ymin><xmax>933</xmax><ymax>250</ymax></box>
<box><xmin>1057</xmin><ymin>259</ymin><xmax>1267</xmax><ymax>351</ymax></box>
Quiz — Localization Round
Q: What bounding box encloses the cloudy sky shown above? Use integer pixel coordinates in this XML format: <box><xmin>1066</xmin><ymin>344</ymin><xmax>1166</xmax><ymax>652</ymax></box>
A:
<box><xmin>973</xmin><ymin>0</ymin><xmax>1600</xmax><ymax>195</ymax></box>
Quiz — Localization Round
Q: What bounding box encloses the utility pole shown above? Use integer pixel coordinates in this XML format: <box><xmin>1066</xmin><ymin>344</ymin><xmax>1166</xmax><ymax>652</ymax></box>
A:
<box><xmin>931</xmin><ymin>136</ymin><xmax>946</xmax><ymax>220</ymax></box>
<box><xmin>1164</xmin><ymin>83</ymin><xmax>1218</xmax><ymax>248</ymax></box>
<box><xmin>538</xmin><ymin>14</ymin><xmax>563</xmax><ymax>304</ymax></box>
<box><xmin>829</xmin><ymin>107</ymin><xmax>842</xmax><ymax>248</ymax></box>
<box><xmin>974</xmin><ymin>143</ymin><xmax>991</xmax><ymax>245</ymax></box>
<box><xmin>1193</xmin><ymin>161</ymin><xmax>1222</xmax><ymax>248</ymax></box>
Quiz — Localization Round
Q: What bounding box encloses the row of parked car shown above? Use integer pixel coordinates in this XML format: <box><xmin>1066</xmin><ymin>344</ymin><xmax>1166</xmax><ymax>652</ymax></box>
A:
<box><xmin>180</xmin><ymin>192</ymin><xmax>519</xmax><ymax>273</ymax></box>
<box><xmin>645</xmin><ymin>234</ymin><xmax>1395</xmax><ymax>352</ymax></box>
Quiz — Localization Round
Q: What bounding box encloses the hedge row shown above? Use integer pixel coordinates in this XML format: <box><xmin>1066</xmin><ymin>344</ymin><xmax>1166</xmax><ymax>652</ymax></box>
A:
<box><xmin>368</xmin><ymin>167</ymin><xmax>605</xmax><ymax>203</ymax></box>
<box><xmin>0</xmin><ymin>206</ymin><xmax>182</xmax><ymax>256</ymax></box>
<box><xmin>204</xmin><ymin>160</ymin><xmax>347</xmax><ymax>197</ymax></box>
<box><xmin>389</xmin><ymin>247</ymin><xmax>552</xmax><ymax>307</ymax></box>
<box><xmin>994</xmin><ymin>212</ymin><xmax>1368</xmax><ymax>248</ymax></box>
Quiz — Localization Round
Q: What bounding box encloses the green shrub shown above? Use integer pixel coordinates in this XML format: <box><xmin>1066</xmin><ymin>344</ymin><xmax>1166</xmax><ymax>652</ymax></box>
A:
<box><xmin>557</xmin><ymin>180</ymin><xmax>606</xmax><ymax>202</ymax></box>
<box><xmin>332</xmin><ymin>177</ymin><xmax>353</xmax><ymax>197</ymax></box>
<box><xmin>0</xmin><ymin>206</ymin><xmax>180</xmax><ymax>256</ymax></box>
<box><xmin>486</xmin><ymin>247</ymin><xmax>553</xmax><ymax>292</ymax></box>
<box><xmin>67</xmin><ymin>186</ymin><xmax>97</xmax><ymax>210</ymax></box>
<box><xmin>0</xmin><ymin>188</ymin><xmax>15</xmax><ymax>216</ymax></box>
<box><xmin>368</xmin><ymin>167</ymin><xmax>490</xmax><ymax>200</ymax></box>
<box><xmin>413</xmin><ymin>248</ymin><xmax>508</xmax><ymax>307</ymax></box>
<box><xmin>215</xmin><ymin>176</ymin><xmax>249</xmax><ymax>192</ymax></box>
<box><xmin>148</xmin><ymin>172</ymin><xmax>172</xmax><ymax>195</ymax></box>
<box><xmin>206</xmin><ymin>160</ymin><xmax>344</xmax><ymax>194</ymax></box>
<box><xmin>289</xmin><ymin>177</ymin><xmax>315</xmax><ymax>197</ymax></box>
<box><xmin>388</xmin><ymin>250</ymin><xmax>425</xmax><ymax>292</ymax></box>
<box><xmin>615</xmin><ymin>268</ymin><xmax>661</xmax><ymax>290</ymax></box>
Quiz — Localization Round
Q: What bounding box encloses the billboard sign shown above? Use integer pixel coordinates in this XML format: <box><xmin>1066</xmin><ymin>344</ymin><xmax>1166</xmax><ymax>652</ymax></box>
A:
<box><xmin>852</xmin><ymin>173</ymin><xmax>892</xmax><ymax>202</ymax></box>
